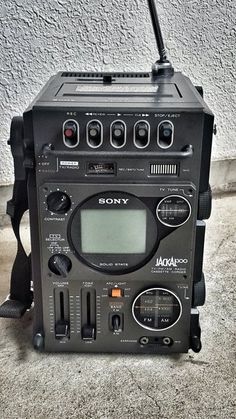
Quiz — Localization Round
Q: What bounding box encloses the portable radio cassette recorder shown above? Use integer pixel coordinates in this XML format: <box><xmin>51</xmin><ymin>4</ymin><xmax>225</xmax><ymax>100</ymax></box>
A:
<box><xmin>0</xmin><ymin>0</ymin><xmax>214</xmax><ymax>354</ymax></box>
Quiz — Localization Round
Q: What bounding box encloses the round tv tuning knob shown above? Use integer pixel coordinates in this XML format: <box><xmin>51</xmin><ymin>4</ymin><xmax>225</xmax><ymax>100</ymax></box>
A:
<box><xmin>47</xmin><ymin>191</ymin><xmax>71</xmax><ymax>214</ymax></box>
<box><xmin>48</xmin><ymin>254</ymin><xmax>72</xmax><ymax>277</ymax></box>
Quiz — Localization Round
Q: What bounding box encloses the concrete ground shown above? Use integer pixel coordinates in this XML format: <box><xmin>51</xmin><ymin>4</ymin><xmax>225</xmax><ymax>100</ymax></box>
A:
<box><xmin>0</xmin><ymin>194</ymin><xmax>235</xmax><ymax>419</ymax></box>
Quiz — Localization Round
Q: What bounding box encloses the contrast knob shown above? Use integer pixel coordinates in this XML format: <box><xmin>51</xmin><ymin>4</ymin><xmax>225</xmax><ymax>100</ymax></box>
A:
<box><xmin>47</xmin><ymin>191</ymin><xmax>71</xmax><ymax>214</ymax></box>
<box><xmin>48</xmin><ymin>254</ymin><xmax>72</xmax><ymax>277</ymax></box>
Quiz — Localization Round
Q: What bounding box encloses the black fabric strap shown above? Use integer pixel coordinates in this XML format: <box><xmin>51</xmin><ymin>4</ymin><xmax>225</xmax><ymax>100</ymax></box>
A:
<box><xmin>0</xmin><ymin>179</ymin><xmax>33</xmax><ymax>318</ymax></box>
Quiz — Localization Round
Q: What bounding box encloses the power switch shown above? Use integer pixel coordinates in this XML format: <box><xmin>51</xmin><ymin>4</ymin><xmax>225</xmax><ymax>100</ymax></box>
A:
<box><xmin>111</xmin><ymin>288</ymin><xmax>123</xmax><ymax>298</ymax></box>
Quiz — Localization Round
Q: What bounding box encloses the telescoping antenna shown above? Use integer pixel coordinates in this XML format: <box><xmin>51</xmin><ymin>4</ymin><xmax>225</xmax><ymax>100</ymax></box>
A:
<box><xmin>147</xmin><ymin>0</ymin><xmax>174</xmax><ymax>76</ymax></box>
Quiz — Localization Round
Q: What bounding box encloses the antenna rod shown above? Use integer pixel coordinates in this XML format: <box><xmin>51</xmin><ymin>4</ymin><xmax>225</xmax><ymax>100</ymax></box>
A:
<box><xmin>147</xmin><ymin>0</ymin><xmax>168</xmax><ymax>63</ymax></box>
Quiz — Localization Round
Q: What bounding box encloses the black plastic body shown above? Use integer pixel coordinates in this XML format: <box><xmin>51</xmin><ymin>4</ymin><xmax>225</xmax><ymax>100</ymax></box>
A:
<box><xmin>20</xmin><ymin>71</ymin><xmax>213</xmax><ymax>353</ymax></box>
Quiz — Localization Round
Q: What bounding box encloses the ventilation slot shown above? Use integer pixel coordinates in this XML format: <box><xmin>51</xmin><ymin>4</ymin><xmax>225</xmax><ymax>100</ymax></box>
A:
<box><xmin>61</xmin><ymin>72</ymin><xmax>150</xmax><ymax>78</ymax></box>
<box><xmin>150</xmin><ymin>164</ymin><xmax>179</xmax><ymax>176</ymax></box>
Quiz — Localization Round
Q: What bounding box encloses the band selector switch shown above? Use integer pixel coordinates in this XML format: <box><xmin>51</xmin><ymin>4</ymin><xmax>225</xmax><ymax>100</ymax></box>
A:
<box><xmin>109</xmin><ymin>313</ymin><xmax>123</xmax><ymax>332</ymax></box>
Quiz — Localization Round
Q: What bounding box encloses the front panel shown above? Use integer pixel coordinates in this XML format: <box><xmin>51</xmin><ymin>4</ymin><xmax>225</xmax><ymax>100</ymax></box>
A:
<box><xmin>25</xmin><ymin>83</ymin><xmax>212</xmax><ymax>353</ymax></box>
<box><xmin>38</xmin><ymin>182</ymin><xmax>197</xmax><ymax>353</ymax></box>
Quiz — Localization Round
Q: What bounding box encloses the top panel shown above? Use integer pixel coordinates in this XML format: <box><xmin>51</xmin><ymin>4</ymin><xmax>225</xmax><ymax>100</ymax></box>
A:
<box><xmin>56</xmin><ymin>82</ymin><xmax>180</xmax><ymax>103</ymax></box>
<box><xmin>33</xmin><ymin>71</ymin><xmax>205</xmax><ymax>111</ymax></box>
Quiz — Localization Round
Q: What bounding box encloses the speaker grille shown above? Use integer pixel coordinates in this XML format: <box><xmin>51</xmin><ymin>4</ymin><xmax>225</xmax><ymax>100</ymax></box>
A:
<box><xmin>150</xmin><ymin>164</ymin><xmax>178</xmax><ymax>176</ymax></box>
<box><xmin>61</xmin><ymin>72</ymin><xmax>150</xmax><ymax>78</ymax></box>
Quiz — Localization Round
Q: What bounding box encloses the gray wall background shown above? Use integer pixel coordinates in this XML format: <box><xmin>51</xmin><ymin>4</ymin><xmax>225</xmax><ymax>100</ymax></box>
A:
<box><xmin>0</xmin><ymin>0</ymin><xmax>235</xmax><ymax>185</ymax></box>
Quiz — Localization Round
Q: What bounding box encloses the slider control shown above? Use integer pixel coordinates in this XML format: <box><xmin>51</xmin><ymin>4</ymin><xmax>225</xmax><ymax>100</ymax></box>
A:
<box><xmin>81</xmin><ymin>289</ymin><xmax>96</xmax><ymax>341</ymax></box>
<box><xmin>54</xmin><ymin>289</ymin><xmax>70</xmax><ymax>340</ymax></box>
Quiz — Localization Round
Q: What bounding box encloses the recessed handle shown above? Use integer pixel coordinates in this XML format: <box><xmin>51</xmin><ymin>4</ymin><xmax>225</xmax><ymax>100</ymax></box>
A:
<box><xmin>42</xmin><ymin>144</ymin><xmax>193</xmax><ymax>160</ymax></box>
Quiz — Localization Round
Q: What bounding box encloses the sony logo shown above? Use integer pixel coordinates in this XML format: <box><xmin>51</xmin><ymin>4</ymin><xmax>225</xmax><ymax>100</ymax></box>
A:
<box><xmin>99</xmin><ymin>198</ymin><xmax>129</xmax><ymax>205</ymax></box>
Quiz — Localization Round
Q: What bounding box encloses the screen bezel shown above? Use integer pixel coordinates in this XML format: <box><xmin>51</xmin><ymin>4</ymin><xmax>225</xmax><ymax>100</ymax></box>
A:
<box><xmin>68</xmin><ymin>191</ymin><xmax>159</xmax><ymax>274</ymax></box>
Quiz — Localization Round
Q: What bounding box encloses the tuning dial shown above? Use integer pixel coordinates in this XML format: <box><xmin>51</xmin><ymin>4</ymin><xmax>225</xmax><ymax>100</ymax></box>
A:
<box><xmin>112</xmin><ymin>315</ymin><xmax>121</xmax><ymax>332</ymax></box>
<box><xmin>47</xmin><ymin>191</ymin><xmax>71</xmax><ymax>214</ymax></box>
<box><xmin>193</xmin><ymin>273</ymin><xmax>206</xmax><ymax>307</ymax></box>
<box><xmin>48</xmin><ymin>254</ymin><xmax>72</xmax><ymax>277</ymax></box>
<box><xmin>198</xmin><ymin>186</ymin><xmax>212</xmax><ymax>220</ymax></box>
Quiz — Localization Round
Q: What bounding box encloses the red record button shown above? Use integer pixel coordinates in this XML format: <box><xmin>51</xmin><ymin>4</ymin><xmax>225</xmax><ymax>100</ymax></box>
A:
<box><xmin>64</xmin><ymin>121</ymin><xmax>77</xmax><ymax>139</ymax></box>
<box><xmin>65</xmin><ymin>128</ymin><xmax>74</xmax><ymax>138</ymax></box>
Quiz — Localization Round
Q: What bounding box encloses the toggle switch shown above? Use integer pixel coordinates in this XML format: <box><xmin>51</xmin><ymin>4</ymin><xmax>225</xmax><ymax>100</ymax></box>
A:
<box><xmin>110</xmin><ymin>313</ymin><xmax>123</xmax><ymax>332</ymax></box>
<box><xmin>112</xmin><ymin>315</ymin><xmax>121</xmax><ymax>332</ymax></box>
<box><xmin>110</xmin><ymin>288</ymin><xmax>123</xmax><ymax>298</ymax></box>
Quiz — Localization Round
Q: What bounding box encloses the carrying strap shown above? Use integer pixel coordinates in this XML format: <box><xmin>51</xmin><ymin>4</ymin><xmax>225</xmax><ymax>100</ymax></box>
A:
<box><xmin>0</xmin><ymin>117</ymin><xmax>33</xmax><ymax>318</ymax></box>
